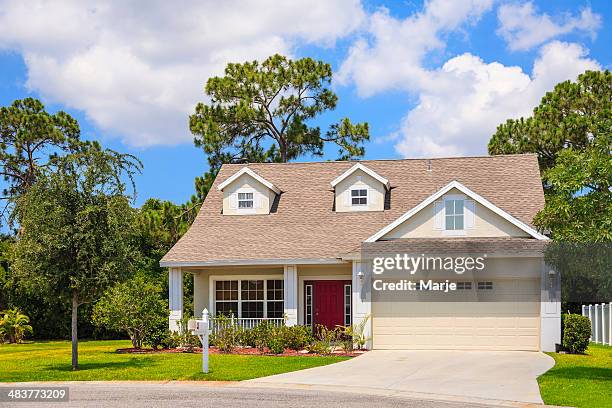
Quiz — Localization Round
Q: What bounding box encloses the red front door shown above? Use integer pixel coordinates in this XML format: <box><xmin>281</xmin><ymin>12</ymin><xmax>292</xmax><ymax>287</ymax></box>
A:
<box><xmin>310</xmin><ymin>280</ymin><xmax>349</xmax><ymax>330</ymax></box>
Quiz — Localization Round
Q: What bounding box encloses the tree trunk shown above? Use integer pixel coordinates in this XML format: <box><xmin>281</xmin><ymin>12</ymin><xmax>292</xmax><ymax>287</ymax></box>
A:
<box><xmin>71</xmin><ymin>289</ymin><xmax>79</xmax><ymax>371</ymax></box>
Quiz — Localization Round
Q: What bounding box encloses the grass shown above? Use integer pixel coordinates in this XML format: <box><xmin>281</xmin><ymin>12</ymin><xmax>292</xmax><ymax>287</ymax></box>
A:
<box><xmin>0</xmin><ymin>340</ymin><xmax>350</xmax><ymax>382</ymax></box>
<box><xmin>538</xmin><ymin>343</ymin><xmax>612</xmax><ymax>408</ymax></box>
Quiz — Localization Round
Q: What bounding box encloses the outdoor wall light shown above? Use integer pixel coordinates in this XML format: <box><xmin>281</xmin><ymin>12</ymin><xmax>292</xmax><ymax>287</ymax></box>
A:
<box><xmin>357</xmin><ymin>270</ymin><xmax>364</xmax><ymax>281</ymax></box>
<box><xmin>548</xmin><ymin>269</ymin><xmax>556</xmax><ymax>288</ymax></box>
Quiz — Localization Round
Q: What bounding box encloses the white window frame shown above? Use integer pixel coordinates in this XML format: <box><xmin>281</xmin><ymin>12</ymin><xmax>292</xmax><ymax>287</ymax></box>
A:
<box><xmin>305</xmin><ymin>284</ymin><xmax>313</xmax><ymax>327</ymax></box>
<box><xmin>344</xmin><ymin>284</ymin><xmax>352</xmax><ymax>326</ymax></box>
<box><xmin>443</xmin><ymin>194</ymin><xmax>466</xmax><ymax>236</ymax></box>
<box><xmin>235</xmin><ymin>188</ymin><xmax>256</xmax><ymax>214</ymax></box>
<box><xmin>209</xmin><ymin>275</ymin><xmax>284</xmax><ymax>318</ymax></box>
<box><xmin>350</xmin><ymin>187</ymin><xmax>368</xmax><ymax>207</ymax></box>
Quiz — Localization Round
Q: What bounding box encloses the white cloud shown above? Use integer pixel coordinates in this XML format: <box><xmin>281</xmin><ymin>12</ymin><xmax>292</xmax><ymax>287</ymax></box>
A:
<box><xmin>395</xmin><ymin>42</ymin><xmax>600</xmax><ymax>157</ymax></box>
<box><xmin>335</xmin><ymin>1</ymin><xmax>601</xmax><ymax>158</ymax></box>
<box><xmin>0</xmin><ymin>0</ymin><xmax>366</xmax><ymax>146</ymax></box>
<box><xmin>337</xmin><ymin>0</ymin><xmax>494</xmax><ymax>97</ymax></box>
<box><xmin>497</xmin><ymin>2</ymin><xmax>602</xmax><ymax>51</ymax></box>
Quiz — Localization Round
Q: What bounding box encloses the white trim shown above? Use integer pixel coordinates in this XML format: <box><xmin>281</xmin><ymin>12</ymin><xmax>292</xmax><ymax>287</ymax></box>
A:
<box><xmin>365</xmin><ymin>180</ymin><xmax>549</xmax><ymax>242</ymax></box>
<box><xmin>217</xmin><ymin>167</ymin><xmax>281</xmax><ymax>194</ymax></box>
<box><xmin>161</xmin><ymin>258</ymin><xmax>346</xmax><ymax>268</ymax></box>
<box><xmin>330</xmin><ymin>163</ymin><xmax>390</xmax><ymax>189</ymax></box>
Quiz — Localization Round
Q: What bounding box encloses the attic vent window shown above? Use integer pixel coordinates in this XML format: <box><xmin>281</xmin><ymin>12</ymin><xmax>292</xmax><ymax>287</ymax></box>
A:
<box><xmin>351</xmin><ymin>189</ymin><xmax>368</xmax><ymax>206</ymax></box>
<box><xmin>238</xmin><ymin>192</ymin><xmax>254</xmax><ymax>208</ymax></box>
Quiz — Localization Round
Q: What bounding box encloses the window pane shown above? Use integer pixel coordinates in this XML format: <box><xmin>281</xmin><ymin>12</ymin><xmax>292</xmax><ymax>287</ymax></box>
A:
<box><xmin>445</xmin><ymin>200</ymin><xmax>454</xmax><ymax>215</ymax></box>
<box><xmin>238</xmin><ymin>200</ymin><xmax>253</xmax><ymax>208</ymax></box>
<box><xmin>267</xmin><ymin>280</ymin><xmax>284</xmax><ymax>300</ymax></box>
<box><xmin>241</xmin><ymin>301</ymin><xmax>264</xmax><ymax>318</ymax></box>
<box><xmin>455</xmin><ymin>200</ymin><xmax>464</xmax><ymax>215</ymax></box>
<box><xmin>445</xmin><ymin>215</ymin><xmax>455</xmax><ymax>230</ymax></box>
<box><xmin>216</xmin><ymin>280</ymin><xmax>238</xmax><ymax>302</ymax></box>
<box><xmin>215</xmin><ymin>302</ymin><xmax>238</xmax><ymax>317</ymax></box>
<box><xmin>241</xmin><ymin>280</ymin><xmax>264</xmax><ymax>301</ymax></box>
<box><xmin>266</xmin><ymin>301</ymin><xmax>284</xmax><ymax>318</ymax></box>
<box><xmin>351</xmin><ymin>189</ymin><xmax>359</xmax><ymax>197</ymax></box>
<box><xmin>454</xmin><ymin>215</ymin><xmax>464</xmax><ymax>230</ymax></box>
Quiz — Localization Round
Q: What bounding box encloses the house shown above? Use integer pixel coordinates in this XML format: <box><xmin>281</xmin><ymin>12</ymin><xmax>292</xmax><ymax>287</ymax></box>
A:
<box><xmin>160</xmin><ymin>154</ymin><xmax>561</xmax><ymax>351</ymax></box>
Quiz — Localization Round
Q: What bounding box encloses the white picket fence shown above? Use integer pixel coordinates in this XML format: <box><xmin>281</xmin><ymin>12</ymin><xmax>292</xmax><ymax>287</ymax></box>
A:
<box><xmin>582</xmin><ymin>303</ymin><xmax>612</xmax><ymax>346</ymax></box>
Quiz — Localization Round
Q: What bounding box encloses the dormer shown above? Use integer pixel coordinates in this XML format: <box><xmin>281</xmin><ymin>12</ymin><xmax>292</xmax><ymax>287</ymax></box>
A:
<box><xmin>217</xmin><ymin>167</ymin><xmax>280</xmax><ymax>215</ymax></box>
<box><xmin>331</xmin><ymin>163</ymin><xmax>389</xmax><ymax>212</ymax></box>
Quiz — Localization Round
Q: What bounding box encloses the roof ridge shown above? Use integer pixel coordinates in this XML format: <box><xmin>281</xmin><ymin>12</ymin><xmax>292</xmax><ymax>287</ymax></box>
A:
<box><xmin>221</xmin><ymin>153</ymin><xmax>538</xmax><ymax>167</ymax></box>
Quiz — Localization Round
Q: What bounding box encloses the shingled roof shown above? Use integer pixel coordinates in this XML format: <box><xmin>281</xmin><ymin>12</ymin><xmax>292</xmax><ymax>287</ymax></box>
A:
<box><xmin>161</xmin><ymin>154</ymin><xmax>545</xmax><ymax>266</ymax></box>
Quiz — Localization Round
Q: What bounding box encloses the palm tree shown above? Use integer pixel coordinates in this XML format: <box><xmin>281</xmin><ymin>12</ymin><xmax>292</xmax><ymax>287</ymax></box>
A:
<box><xmin>0</xmin><ymin>308</ymin><xmax>33</xmax><ymax>343</ymax></box>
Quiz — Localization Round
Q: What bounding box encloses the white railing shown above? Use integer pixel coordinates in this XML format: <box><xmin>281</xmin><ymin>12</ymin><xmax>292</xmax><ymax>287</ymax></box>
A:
<box><xmin>208</xmin><ymin>317</ymin><xmax>285</xmax><ymax>334</ymax></box>
<box><xmin>582</xmin><ymin>303</ymin><xmax>612</xmax><ymax>346</ymax></box>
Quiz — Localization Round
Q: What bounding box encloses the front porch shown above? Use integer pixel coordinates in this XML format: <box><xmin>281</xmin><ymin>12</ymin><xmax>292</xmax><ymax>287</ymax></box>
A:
<box><xmin>168</xmin><ymin>261</ymin><xmax>371</xmax><ymax>345</ymax></box>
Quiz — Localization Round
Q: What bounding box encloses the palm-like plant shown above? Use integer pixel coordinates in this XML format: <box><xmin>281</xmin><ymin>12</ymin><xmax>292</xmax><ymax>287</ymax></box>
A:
<box><xmin>0</xmin><ymin>308</ymin><xmax>33</xmax><ymax>343</ymax></box>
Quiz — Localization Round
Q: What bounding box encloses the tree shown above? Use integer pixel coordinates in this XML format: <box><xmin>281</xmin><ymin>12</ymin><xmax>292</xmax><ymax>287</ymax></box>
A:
<box><xmin>488</xmin><ymin>70</ymin><xmax>611</xmax><ymax>240</ymax></box>
<box><xmin>11</xmin><ymin>143</ymin><xmax>141</xmax><ymax>370</ymax></box>
<box><xmin>0</xmin><ymin>98</ymin><xmax>80</xmax><ymax>226</ymax></box>
<box><xmin>190</xmin><ymin>54</ymin><xmax>370</xmax><ymax>165</ymax></box>
<box><xmin>93</xmin><ymin>275</ymin><xmax>168</xmax><ymax>349</ymax></box>
<box><xmin>0</xmin><ymin>308</ymin><xmax>33</xmax><ymax>343</ymax></box>
<box><xmin>489</xmin><ymin>70</ymin><xmax>610</xmax><ymax>172</ymax></box>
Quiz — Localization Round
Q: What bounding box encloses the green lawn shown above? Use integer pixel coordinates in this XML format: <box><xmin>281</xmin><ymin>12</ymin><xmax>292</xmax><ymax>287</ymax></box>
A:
<box><xmin>0</xmin><ymin>340</ymin><xmax>349</xmax><ymax>382</ymax></box>
<box><xmin>538</xmin><ymin>343</ymin><xmax>612</xmax><ymax>408</ymax></box>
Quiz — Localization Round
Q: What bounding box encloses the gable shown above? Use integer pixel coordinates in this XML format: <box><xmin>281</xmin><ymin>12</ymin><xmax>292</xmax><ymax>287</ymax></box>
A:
<box><xmin>381</xmin><ymin>188</ymin><xmax>531</xmax><ymax>239</ymax></box>
<box><xmin>367</xmin><ymin>181</ymin><xmax>548</xmax><ymax>242</ymax></box>
<box><xmin>335</xmin><ymin>168</ymin><xmax>386</xmax><ymax>212</ymax></box>
<box><xmin>221</xmin><ymin>173</ymin><xmax>276</xmax><ymax>215</ymax></box>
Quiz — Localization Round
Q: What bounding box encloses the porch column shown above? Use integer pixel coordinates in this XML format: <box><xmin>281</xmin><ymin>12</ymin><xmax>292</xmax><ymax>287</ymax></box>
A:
<box><xmin>540</xmin><ymin>261</ymin><xmax>561</xmax><ymax>352</ymax></box>
<box><xmin>284</xmin><ymin>264</ymin><xmax>298</xmax><ymax>326</ymax></box>
<box><xmin>352</xmin><ymin>260</ymin><xmax>372</xmax><ymax>349</ymax></box>
<box><xmin>168</xmin><ymin>267</ymin><xmax>183</xmax><ymax>331</ymax></box>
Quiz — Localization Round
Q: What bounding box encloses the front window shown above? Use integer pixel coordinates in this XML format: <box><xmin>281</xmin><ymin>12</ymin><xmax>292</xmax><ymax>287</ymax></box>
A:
<box><xmin>445</xmin><ymin>199</ymin><xmax>464</xmax><ymax>230</ymax></box>
<box><xmin>215</xmin><ymin>279</ymin><xmax>283</xmax><ymax>318</ymax></box>
<box><xmin>351</xmin><ymin>189</ymin><xmax>367</xmax><ymax>206</ymax></box>
<box><xmin>238</xmin><ymin>192</ymin><xmax>254</xmax><ymax>208</ymax></box>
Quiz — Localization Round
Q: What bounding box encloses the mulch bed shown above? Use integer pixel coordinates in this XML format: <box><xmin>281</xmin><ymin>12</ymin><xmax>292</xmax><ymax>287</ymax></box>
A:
<box><xmin>116</xmin><ymin>346</ymin><xmax>366</xmax><ymax>357</ymax></box>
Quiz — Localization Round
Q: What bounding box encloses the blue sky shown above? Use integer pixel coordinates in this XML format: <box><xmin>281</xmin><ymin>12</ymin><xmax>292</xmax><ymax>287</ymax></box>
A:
<box><xmin>0</xmin><ymin>0</ymin><xmax>610</xmax><ymax>206</ymax></box>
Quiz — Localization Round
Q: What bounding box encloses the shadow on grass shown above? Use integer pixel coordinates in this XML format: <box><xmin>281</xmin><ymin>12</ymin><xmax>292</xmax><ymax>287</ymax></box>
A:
<box><xmin>547</xmin><ymin>366</ymin><xmax>612</xmax><ymax>381</ymax></box>
<box><xmin>46</xmin><ymin>357</ymin><xmax>155</xmax><ymax>372</ymax></box>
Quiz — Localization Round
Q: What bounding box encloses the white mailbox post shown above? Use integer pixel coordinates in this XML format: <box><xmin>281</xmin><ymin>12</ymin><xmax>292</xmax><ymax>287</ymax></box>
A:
<box><xmin>188</xmin><ymin>308</ymin><xmax>210</xmax><ymax>373</ymax></box>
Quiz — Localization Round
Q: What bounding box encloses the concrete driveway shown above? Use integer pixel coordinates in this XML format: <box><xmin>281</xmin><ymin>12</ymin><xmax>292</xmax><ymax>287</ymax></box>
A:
<box><xmin>244</xmin><ymin>350</ymin><xmax>555</xmax><ymax>405</ymax></box>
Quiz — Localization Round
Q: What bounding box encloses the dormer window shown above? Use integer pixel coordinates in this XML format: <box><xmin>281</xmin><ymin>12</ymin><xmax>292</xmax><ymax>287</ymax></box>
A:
<box><xmin>238</xmin><ymin>192</ymin><xmax>254</xmax><ymax>209</ymax></box>
<box><xmin>351</xmin><ymin>188</ymin><xmax>368</xmax><ymax>206</ymax></box>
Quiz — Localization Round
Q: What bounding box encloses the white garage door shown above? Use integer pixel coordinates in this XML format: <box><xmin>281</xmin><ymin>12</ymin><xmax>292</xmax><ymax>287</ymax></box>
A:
<box><xmin>372</xmin><ymin>279</ymin><xmax>540</xmax><ymax>351</ymax></box>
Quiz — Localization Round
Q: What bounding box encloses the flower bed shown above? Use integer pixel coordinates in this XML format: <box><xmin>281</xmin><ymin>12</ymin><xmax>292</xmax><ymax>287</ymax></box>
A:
<box><xmin>116</xmin><ymin>346</ymin><xmax>367</xmax><ymax>357</ymax></box>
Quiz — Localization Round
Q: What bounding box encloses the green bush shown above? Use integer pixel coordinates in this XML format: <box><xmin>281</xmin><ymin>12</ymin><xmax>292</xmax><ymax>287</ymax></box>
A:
<box><xmin>251</xmin><ymin>321</ymin><xmax>274</xmax><ymax>353</ymax></box>
<box><xmin>281</xmin><ymin>325</ymin><xmax>313</xmax><ymax>351</ymax></box>
<box><xmin>267</xmin><ymin>335</ymin><xmax>285</xmax><ymax>354</ymax></box>
<box><xmin>92</xmin><ymin>275</ymin><xmax>168</xmax><ymax>349</ymax></box>
<box><xmin>562</xmin><ymin>314</ymin><xmax>591</xmax><ymax>354</ymax></box>
<box><xmin>211</xmin><ymin>315</ymin><xmax>237</xmax><ymax>353</ymax></box>
<box><xmin>235</xmin><ymin>326</ymin><xmax>256</xmax><ymax>347</ymax></box>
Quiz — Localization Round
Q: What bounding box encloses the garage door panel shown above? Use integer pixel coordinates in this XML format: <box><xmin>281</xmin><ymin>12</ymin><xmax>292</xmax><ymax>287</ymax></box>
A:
<box><xmin>372</xmin><ymin>279</ymin><xmax>540</xmax><ymax>351</ymax></box>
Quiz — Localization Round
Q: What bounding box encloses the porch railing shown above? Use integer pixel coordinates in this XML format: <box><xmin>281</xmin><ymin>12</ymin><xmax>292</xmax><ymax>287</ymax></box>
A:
<box><xmin>208</xmin><ymin>317</ymin><xmax>285</xmax><ymax>334</ymax></box>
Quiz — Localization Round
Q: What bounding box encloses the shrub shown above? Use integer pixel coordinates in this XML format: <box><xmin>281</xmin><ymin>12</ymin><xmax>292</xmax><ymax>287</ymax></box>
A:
<box><xmin>252</xmin><ymin>320</ymin><xmax>274</xmax><ymax>353</ymax></box>
<box><xmin>267</xmin><ymin>335</ymin><xmax>285</xmax><ymax>354</ymax></box>
<box><xmin>92</xmin><ymin>275</ymin><xmax>168</xmax><ymax>349</ymax></box>
<box><xmin>282</xmin><ymin>325</ymin><xmax>313</xmax><ymax>351</ymax></box>
<box><xmin>313</xmin><ymin>325</ymin><xmax>341</xmax><ymax>355</ymax></box>
<box><xmin>213</xmin><ymin>315</ymin><xmax>237</xmax><ymax>353</ymax></box>
<box><xmin>0</xmin><ymin>308</ymin><xmax>33</xmax><ymax>343</ymax></box>
<box><xmin>144</xmin><ymin>327</ymin><xmax>173</xmax><ymax>350</ymax></box>
<box><xmin>562</xmin><ymin>314</ymin><xmax>591</xmax><ymax>354</ymax></box>
<box><xmin>235</xmin><ymin>326</ymin><xmax>256</xmax><ymax>347</ymax></box>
